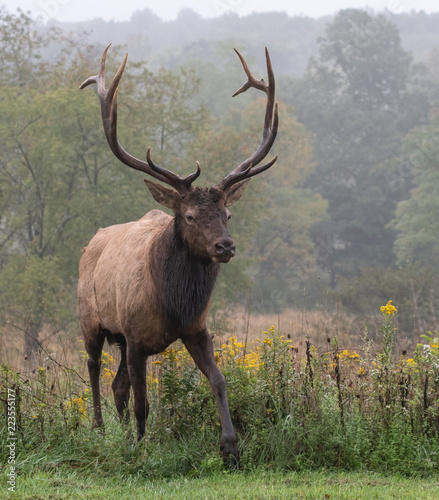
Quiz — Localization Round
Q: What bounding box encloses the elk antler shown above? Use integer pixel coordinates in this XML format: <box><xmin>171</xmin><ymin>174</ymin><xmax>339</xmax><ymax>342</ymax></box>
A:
<box><xmin>79</xmin><ymin>44</ymin><xmax>200</xmax><ymax>194</ymax></box>
<box><xmin>215</xmin><ymin>48</ymin><xmax>279</xmax><ymax>193</ymax></box>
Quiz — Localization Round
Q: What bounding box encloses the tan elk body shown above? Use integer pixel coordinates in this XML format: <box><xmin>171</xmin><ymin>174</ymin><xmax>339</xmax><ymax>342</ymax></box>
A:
<box><xmin>78</xmin><ymin>44</ymin><xmax>278</xmax><ymax>463</ymax></box>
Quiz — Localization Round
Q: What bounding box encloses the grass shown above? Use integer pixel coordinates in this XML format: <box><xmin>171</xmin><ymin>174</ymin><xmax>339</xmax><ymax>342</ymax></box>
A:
<box><xmin>5</xmin><ymin>470</ymin><xmax>439</xmax><ymax>499</ymax></box>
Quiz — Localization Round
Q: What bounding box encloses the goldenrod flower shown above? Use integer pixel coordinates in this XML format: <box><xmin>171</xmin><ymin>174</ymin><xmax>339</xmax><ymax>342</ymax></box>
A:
<box><xmin>380</xmin><ymin>300</ymin><xmax>397</xmax><ymax>316</ymax></box>
<box><xmin>147</xmin><ymin>372</ymin><xmax>159</xmax><ymax>385</ymax></box>
<box><xmin>339</xmin><ymin>349</ymin><xmax>360</xmax><ymax>360</ymax></box>
<box><xmin>68</xmin><ymin>396</ymin><xmax>87</xmax><ymax>417</ymax></box>
<box><xmin>102</xmin><ymin>367</ymin><xmax>116</xmax><ymax>384</ymax></box>
<box><xmin>102</xmin><ymin>351</ymin><xmax>115</xmax><ymax>365</ymax></box>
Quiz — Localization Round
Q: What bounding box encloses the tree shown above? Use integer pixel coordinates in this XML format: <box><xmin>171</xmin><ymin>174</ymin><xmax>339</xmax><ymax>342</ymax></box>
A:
<box><xmin>0</xmin><ymin>74</ymin><xmax>116</xmax><ymax>360</ymax></box>
<box><xmin>0</xmin><ymin>6</ymin><xmax>50</xmax><ymax>87</ymax></box>
<box><xmin>390</xmin><ymin>118</ymin><xmax>439</xmax><ymax>267</ymax></box>
<box><xmin>122</xmin><ymin>64</ymin><xmax>210</xmax><ymax>162</ymax></box>
<box><xmin>291</xmin><ymin>9</ymin><xmax>431</xmax><ymax>283</ymax></box>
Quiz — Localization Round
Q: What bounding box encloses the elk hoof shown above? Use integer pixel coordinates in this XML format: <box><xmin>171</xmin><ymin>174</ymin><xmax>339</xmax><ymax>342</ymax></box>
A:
<box><xmin>221</xmin><ymin>437</ymin><xmax>239</xmax><ymax>468</ymax></box>
<box><xmin>92</xmin><ymin>421</ymin><xmax>105</xmax><ymax>435</ymax></box>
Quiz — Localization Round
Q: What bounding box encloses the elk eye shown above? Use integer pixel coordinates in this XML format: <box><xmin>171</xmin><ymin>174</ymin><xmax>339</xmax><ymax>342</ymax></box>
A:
<box><xmin>186</xmin><ymin>214</ymin><xmax>194</xmax><ymax>222</ymax></box>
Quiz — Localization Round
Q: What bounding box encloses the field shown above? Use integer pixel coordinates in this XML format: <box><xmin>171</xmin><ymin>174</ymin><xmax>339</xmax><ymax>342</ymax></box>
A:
<box><xmin>1</xmin><ymin>303</ymin><xmax>439</xmax><ymax>498</ymax></box>
<box><xmin>7</xmin><ymin>470</ymin><xmax>439</xmax><ymax>499</ymax></box>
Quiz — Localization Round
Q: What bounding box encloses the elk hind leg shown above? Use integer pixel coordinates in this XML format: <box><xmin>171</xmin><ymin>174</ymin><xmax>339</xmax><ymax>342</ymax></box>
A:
<box><xmin>109</xmin><ymin>334</ymin><xmax>131</xmax><ymax>424</ymax></box>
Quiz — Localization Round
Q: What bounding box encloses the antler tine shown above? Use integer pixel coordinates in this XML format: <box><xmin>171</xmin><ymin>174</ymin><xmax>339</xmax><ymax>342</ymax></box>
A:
<box><xmin>232</xmin><ymin>48</ymin><xmax>269</xmax><ymax>97</ymax></box>
<box><xmin>80</xmin><ymin>44</ymin><xmax>200</xmax><ymax>194</ymax></box>
<box><xmin>146</xmin><ymin>149</ymin><xmax>201</xmax><ymax>190</ymax></box>
<box><xmin>216</xmin><ymin>47</ymin><xmax>278</xmax><ymax>193</ymax></box>
<box><xmin>224</xmin><ymin>154</ymin><xmax>279</xmax><ymax>188</ymax></box>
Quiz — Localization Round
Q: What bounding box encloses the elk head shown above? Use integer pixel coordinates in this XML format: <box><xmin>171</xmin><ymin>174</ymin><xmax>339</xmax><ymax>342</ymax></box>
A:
<box><xmin>80</xmin><ymin>44</ymin><xmax>278</xmax><ymax>263</ymax></box>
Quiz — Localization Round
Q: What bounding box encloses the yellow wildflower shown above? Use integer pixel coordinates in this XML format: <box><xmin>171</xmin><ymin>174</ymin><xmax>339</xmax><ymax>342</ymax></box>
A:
<box><xmin>380</xmin><ymin>300</ymin><xmax>397</xmax><ymax>316</ymax></box>
<box><xmin>102</xmin><ymin>367</ymin><xmax>116</xmax><ymax>384</ymax></box>
<box><xmin>68</xmin><ymin>396</ymin><xmax>87</xmax><ymax>416</ymax></box>
<box><xmin>147</xmin><ymin>372</ymin><xmax>159</xmax><ymax>385</ymax></box>
<box><xmin>340</xmin><ymin>349</ymin><xmax>360</xmax><ymax>359</ymax></box>
<box><xmin>239</xmin><ymin>350</ymin><xmax>262</xmax><ymax>370</ymax></box>
<box><xmin>102</xmin><ymin>351</ymin><xmax>115</xmax><ymax>365</ymax></box>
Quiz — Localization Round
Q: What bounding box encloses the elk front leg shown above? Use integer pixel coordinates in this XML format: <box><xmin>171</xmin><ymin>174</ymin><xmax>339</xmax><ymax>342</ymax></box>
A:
<box><xmin>183</xmin><ymin>329</ymin><xmax>239</xmax><ymax>465</ymax></box>
<box><xmin>126</xmin><ymin>342</ymin><xmax>148</xmax><ymax>440</ymax></box>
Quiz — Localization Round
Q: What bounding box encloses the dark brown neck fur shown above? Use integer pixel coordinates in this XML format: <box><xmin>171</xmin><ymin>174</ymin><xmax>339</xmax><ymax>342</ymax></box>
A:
<box><xmin>150</xmin><ymin>218</ymin><xmax>220</xmax><ymax>329</ymax></box>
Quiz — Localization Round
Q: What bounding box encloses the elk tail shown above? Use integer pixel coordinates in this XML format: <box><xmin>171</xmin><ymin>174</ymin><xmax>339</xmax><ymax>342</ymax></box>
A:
<box><xmin>105</xmin><ymin>332</ymin><xmax>127</xmax><ymax>350</ymax></box>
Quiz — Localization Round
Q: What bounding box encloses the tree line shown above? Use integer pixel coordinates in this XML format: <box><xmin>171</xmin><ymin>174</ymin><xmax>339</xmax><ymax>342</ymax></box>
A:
<box><xmin>1</xmin><ymin>7</ymin><xmax>439</xmax><ymax>362</ymax></box>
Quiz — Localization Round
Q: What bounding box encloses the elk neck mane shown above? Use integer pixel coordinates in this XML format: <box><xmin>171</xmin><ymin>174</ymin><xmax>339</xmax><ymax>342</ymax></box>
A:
<box><xmin>149</xmin><ymin>214</ymin><xmax>221</xmax><ymax>329</ymax></box>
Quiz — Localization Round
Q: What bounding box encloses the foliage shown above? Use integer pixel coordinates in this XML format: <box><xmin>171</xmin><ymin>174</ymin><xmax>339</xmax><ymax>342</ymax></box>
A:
<box><xmin>390</xmin><ymin>117</ymin><xmax>439</xmax><ymax>266</ymax></box>
<box><xmin>1</xmin><ymin>302</ymin><xmax>439</xmax><ymax>482</ymax></box>
<box><xmin>336</xmin><ymin>264</ymin><xmax>439</xmax><ymax>339</ymax></box>
<box><xmin>29</xmin><ymin>6</ymin><xmax>439</xmax><ymax>85</ymax></box>
<box><xmin>291</xmin><ymin>9</ymin><xmax>431</xmax><ymax>283</ymax></box>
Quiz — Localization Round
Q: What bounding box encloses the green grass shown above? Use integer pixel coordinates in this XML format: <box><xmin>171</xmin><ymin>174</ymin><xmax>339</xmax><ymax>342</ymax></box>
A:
<box><xmin>4</xmin><ymin>470</ymin><xmax>439</xmax><ymax>499</ymax></box>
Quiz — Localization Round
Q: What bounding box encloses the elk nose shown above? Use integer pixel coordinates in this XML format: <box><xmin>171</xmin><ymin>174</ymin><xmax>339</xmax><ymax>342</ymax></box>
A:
<box><xmin>215</xmin><ymin>240</ymin><xmax>235</xmax><ymax>257</ymax></box>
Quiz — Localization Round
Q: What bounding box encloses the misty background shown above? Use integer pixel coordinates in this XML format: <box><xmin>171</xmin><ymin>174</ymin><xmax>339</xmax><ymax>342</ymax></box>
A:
<box><xmin>4</xmin><ymin>0</ymin><xmax>439</xmax><ymax>22</ymax></box>
<box><xmin>1</xmin><ymin>2</ymin><xmax>439</xmax><ymax>362</ymax></box>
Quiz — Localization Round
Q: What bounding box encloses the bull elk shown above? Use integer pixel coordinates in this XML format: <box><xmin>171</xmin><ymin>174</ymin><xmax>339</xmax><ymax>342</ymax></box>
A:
<box><xmin>78</xmin><ymin>44</ymin><xmax>278</xmax><ymax>463</ymax></box>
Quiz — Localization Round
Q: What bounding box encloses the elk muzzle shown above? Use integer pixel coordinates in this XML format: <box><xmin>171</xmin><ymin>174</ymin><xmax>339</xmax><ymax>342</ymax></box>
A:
<box><xmin>210</xmin><ymin>237</ymin><xmax>236</xmax><ymax>263</ymax></box>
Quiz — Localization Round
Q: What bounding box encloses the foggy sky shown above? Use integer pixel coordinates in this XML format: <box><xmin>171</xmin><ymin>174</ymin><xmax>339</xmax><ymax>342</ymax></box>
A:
<box><xmin>3</xmin><ymin>0</ymin><xmax>439</xmax><ymax>24</ymax></box>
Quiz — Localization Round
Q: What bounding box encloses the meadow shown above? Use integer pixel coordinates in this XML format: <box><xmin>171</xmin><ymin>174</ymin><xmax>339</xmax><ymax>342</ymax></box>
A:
<box><xmin>1</xmin><ymin>301</ymin><xmax>439</xmax><ymax>498</ymax></box>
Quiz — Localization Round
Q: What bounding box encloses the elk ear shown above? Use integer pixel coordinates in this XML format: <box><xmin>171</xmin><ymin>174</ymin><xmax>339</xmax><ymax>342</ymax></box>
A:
<box><xmin>224</xmin><ymin>179</ymin><xmax>251</xmax><ymax>207</ymax></box>
<box><xmin>143</xmin><ymin>179</ymin><xmax>181</xmax><ymax>210</ymax></box>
